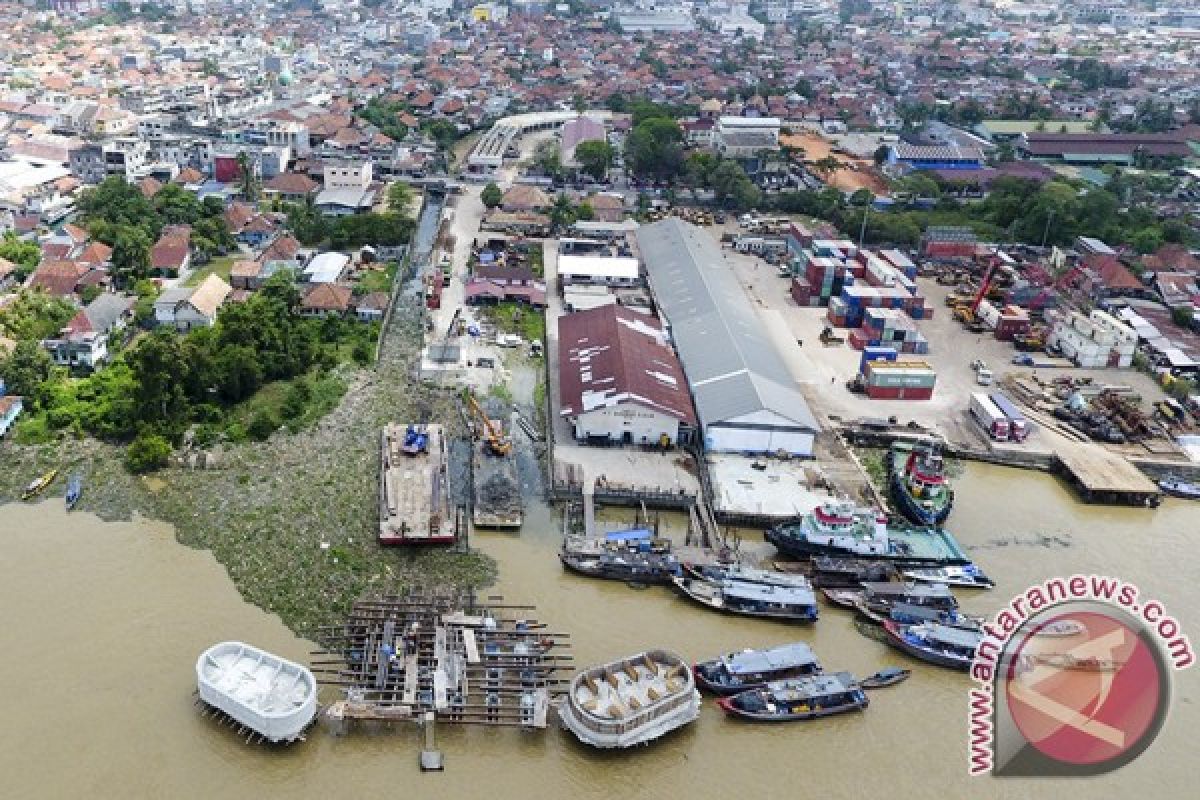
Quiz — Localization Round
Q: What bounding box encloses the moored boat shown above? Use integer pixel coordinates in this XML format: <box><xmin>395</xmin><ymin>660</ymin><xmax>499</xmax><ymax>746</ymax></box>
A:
<box><xmin>716</xmin><ymin>672</ymin><xmax>868</xmax><ymax>723</ymax></box>
<box><xmin>65</xmin><ymin>474</ymin><xmax>82</xmax><ymax>511</ymax></box>
<box><xmin>558</xmin><ymin>650</ymin><xmax>700</xmax><ymax>748</ymax></box>
<box><xmin>1158</xmin><ymin>478</ymin><xmax>1200</xmax><ymax>500</ymax></box>
<box><xmin>901</xmin><ymin>564</ymin><xmax>994</xmax><ymax>589</ymax></box>
<box><xmin>810</xmin><ymin>556</ymin><xmax>899</xmax><ymax>588</ymax></box>
<box><xmin>765</xmin><ymin>499</ymin><xmax>974</xmax><ymax>568</ymax></box>
<box><xmin>821</xmin><ymin>588</ymin><xmax>863</xmax><ymax>610</ymax></box>
<box><xmin>693</xmin><ymin>642</ymin><xmax>822</xmax><ymax>695</ymax></box>
<box><xmin>855</xmin><ymin>581</ymin><xmax>959</xmax><ymax>624</ymax></box>
<box><xmin>195</xmin><ymin>641</ymin><xmax>317</xmax><ymax>743</ymax></box>
<box><xmin>881</xmin><ymin>620</ymin><xmax>982</xmax><ymax>671</ymax></box>
<box><xmin>859</xmin><ymin>667</ymin><xmax>911</xmax><ymax>689</ymax></box>
<box><xmin>560</xmin><ymin>530</ymin><xmax>679</xmax><ymax>585</ymax></box>
<box><xmin>672</xmin><ymin>576</ymin><xmax>818</xmax><ymax>622</ymax></box>
<box><xmin>886</xmin><ymin>442</ymin><xmax>954</xmax><ymax>526</ymax></box>
<box><xmin>887</xmin><ymin>602</ymin><xmax>983</xmax><ymax>631</ymax></box>
<box><xmin>682</xmin><ymin>561</ymin><xmax>812</xmax><ymax>589</ymax></box>
<box><xmin>21</xmin><ymin>468</ymin><xmax>58</xmax><ymax>501</ymax></box>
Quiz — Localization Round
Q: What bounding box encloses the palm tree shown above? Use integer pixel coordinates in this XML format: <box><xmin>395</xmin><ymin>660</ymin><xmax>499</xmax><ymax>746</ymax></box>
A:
<box><xmin>237</xmin><ymin>151</ymin><xmax>259</xmax><ymax>202</ymax></box>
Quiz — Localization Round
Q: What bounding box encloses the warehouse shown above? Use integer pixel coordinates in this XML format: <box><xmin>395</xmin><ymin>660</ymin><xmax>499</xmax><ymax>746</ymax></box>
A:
<box><xmin>558</xmin><ymin>304</ymin><xmax>696</xmax><ymax>446</ymax></box>
<box><xmin>636</xmin><ymin>218</ymin><xmax>820</xmax><ymax>456</ymax></box>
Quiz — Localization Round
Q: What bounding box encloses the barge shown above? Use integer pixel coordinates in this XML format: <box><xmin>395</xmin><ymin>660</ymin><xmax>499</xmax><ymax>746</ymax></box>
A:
<box><xmin>196</xmin><ymin>641</ymin><xmax>317</xmax><ymax>743</ymax></box>
<box><xmin>379</xmin><ymin>423</ymin><xmax>455</xmax><ymax>545</ymax></box>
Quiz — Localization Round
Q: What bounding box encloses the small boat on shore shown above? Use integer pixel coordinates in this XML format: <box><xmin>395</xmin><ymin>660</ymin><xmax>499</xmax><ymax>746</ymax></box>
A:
<box><xmin>682</xmin><ymin>561</ymin><xmax>812</xmax><ymax>589</ymax></box>
<box><xmin>558</xmin><ymin>650</ymin><xmax>700</xmax><ymax>748</ymax></box>
<box><xmin>859</xmin><ymin>667</ymin><xmax>911</xmax><ymax>689</ymax></box>
<box><xmin>902</xmin><ymin>564</ymin><xmax>994</xmax><ymax>589</ymax></box>
<box><xmin>1158</xmin><ymin>478</ymin><xmax>1200</xmax><ymax>500</ymax></box>
<box><xmin>810</xmin><ymin>556</ymin><xmax>899</xmax><ymax>588</ymax></box>
<box><xmin>886</xmin><ymin>442</ymin><xmax>954</xmax><ymax>526</ymax></box>
<box><xmin>693</xmin><ymin>642</ymin><xmax>822</xmax><ymax>695</ymax></box>
<box><xmin>881</xmin><ymin>621</ymin><xmax>982</xmax><ymax>671</ymax></box>
<box><xmin>21</xmin><ymin>468</ymin><xmax>58</xmax><ymax>501</ymax></box>
<box><xmin>672</xmin><ymin>576</ymin><xmax>818</xmax><ymax>622</ymax></box>
<box><xmin>716</xmin><ymin>672</ymin><xmax>868</xmax><ymax>723</ymax></box>
<box><xmin>195</xmin><ymin>641</ymin><xmax>317</xmax><ymax>743</ymax></box>
<box><xmin>766</xmin><ymin>499</ymin><xmax>975</xmax><ymax>568</ymax></box>
<box><xmin>65</xmin><ymin>474</ymin><xmax>82</xmax><ymax>511</ymax></box>
<box><xmin>560</xmin><ymin>530</ymin><xmax>680</xmax><ymax>585</ymax></box>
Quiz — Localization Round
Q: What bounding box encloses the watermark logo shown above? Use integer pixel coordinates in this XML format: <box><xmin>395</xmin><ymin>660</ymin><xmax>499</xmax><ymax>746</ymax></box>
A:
<box><xmin>968</xmin><ymin>576</ymin><xmax>1193</xmax><ymax>777</ymax></box>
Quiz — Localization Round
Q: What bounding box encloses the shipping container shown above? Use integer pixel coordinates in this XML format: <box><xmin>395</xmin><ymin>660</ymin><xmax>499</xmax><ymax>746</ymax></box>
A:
<box><xmin>989</xmin><ymin>392</ymin><xmax>1031</xmax><ymax>442</ymax></box>
<box><xmin>865</xmin><ymin>385</ymin><xmax>933</xmax><ymax>400</ymax></box>
<box><xmin>860</xmin><ymin>346</ymin><xmax>898</xmax><ymax>374</ymax></box>
<box><xmin>969</xmin><ymin>392</ymin><xmax>1010</xmax><ymax>441</ymax></box>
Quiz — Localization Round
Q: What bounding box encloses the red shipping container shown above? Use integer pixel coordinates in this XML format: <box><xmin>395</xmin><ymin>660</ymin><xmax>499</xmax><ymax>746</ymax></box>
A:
<box><xmin>866</xmin><ymin>385</ymin><xmax>934</xmax><ymax>400</ymax></box>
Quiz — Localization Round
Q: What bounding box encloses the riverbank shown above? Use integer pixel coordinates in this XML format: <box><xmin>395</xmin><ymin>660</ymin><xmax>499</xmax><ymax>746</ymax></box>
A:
<box><xmin>0</xmin><ymin>197</ymin><xmax>496</xmax><ymax>636</ymax></box>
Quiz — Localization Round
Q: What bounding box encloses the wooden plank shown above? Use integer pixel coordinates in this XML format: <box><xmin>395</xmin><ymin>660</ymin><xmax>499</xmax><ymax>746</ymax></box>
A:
<box><xmin>462</xmin><ymin>628</ymin><xmax>480</xmax><ymax>664</ymax></box>
<box><xmin>402</xmin><ymin>654</ymin><xmax>419</xmax><ymax>704</ymax></box>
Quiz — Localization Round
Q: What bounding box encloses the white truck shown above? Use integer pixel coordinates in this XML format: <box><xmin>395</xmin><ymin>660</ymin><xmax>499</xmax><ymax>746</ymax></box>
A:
<box><xmin>970</xmin><ymin>392</ymin><xmax>1010</xmax><ymax>441</ymax></box>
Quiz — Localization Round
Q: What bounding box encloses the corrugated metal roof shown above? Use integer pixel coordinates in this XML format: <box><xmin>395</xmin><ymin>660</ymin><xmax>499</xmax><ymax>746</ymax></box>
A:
<box><xmin>636</xmin><ymin>218</ymin><xmax>818</xmax><ymax>434</ymax></box>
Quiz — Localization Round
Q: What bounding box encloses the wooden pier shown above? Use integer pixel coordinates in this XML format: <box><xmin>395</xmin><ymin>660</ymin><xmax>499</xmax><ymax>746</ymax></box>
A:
<box><xmin>1055</xmin><ymin>443</ymin><xmax>1162</xmax><ymax>507</ymax></box>
<box><xmin>312</xmin><ymin>590</ymin><xmax>572</xmax><ymax>732</ymax></box>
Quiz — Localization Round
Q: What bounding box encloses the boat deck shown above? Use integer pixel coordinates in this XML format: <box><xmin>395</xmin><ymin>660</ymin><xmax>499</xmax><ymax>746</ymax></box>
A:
<box><xmin>380</xmin><ymin>424</ymin><xmax>454</xmax><ymax>544</ymax></box>
<box><xmin>201</xmin><ymin>649</ymin><xmax>313</xmax><ymax>714</ymax></box>
<box><xmin>573</xmin><ymin>656</ymin><xmax>689</xmax><ymax>721</ymax></box>
<box><xmin>472</xmin><ymin>439</ymin><xmax>523</xmax><ymax>529</ymax></box>
<box><xmin>888</xmin><ymin>526</ymin><xmax>969</xmax><ymax>562</ymax></box>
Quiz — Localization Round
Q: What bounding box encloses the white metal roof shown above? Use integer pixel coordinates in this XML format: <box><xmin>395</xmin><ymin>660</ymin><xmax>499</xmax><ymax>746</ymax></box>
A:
<box><xmin>557</xmin><ymin>254</ymin><xmax>639</xmax><ymax>280</ymax></box>
<box><xmin>636</xmin><ymin>218</ymin><xmax>819</xmax><ymax>434</ymax></box>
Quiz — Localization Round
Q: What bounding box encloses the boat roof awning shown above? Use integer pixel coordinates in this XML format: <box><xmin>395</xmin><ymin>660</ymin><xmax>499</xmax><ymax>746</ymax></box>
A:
<box><xmin>722</xmin><ymin>580</ymin><xmax>816</xmax><ymax>604</ymax></box>
<box><xmin>604</xmin><ymin>527</ymin><xmax>653</xmax><ymax>542</ymax></box>
<box><xmin>725</xmin><ymin>643</ymin><xmax>817</xmax><ymax>674</ymax></box>
<box><xmin>928</xmin><ymin>624</ymin><xmax>982</xmax><ymax>648</ymax></box>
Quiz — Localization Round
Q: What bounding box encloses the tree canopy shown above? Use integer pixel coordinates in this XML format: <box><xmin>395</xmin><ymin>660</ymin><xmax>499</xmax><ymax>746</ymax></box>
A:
<box><xmin>574</xmin><ymin>140</ymin><xmax>615</xmax><ymax>181</ymax></box>
<box><xmin>625</xmin><ymin>117</ymin><xmax>685</xmax><ymax>183</ymax></box>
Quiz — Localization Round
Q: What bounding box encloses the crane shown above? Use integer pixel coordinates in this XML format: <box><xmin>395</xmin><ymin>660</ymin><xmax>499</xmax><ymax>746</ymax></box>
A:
<box><xmin>954</xmin><ymin>255</ymin><xmax>1000</xmax><ymax>327</ymax></box>
<box><xmin>465</xmin><ymin>390</ymin><xmax>513</xmax><ymax>457</ymax></box>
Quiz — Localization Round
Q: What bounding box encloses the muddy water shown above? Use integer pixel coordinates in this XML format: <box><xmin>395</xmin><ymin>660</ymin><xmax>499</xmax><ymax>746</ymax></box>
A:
<box><xmin>1</xmin><ymin>464</ymin><xmax>1197</xmax><ymax>799</ymax></box>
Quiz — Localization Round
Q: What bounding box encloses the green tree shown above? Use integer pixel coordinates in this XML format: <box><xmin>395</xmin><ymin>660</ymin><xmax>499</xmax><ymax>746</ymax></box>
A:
<box><xmin>574</xmin><ymin>140</ymin><xmax>615</xmax><ymax>181</ymax></box>
<box><xmin>481</xmin><ymin>182</ymin><xmax>503</xmax><ymax>209</ymax></box>
<box><xmin>625</xmin><ymin>117</ymin><xmax>685</xmax><ymax>183</ymax></box>
<box><xmin>0</xmin><ymin>340</ymin><xmax>54</xmax><ymax>399</ymax></box>
<box><xmin>125</xmin><ymin>432</ymin><xmax>172</xmax><ymax>473</ymax></box>
<box><xmin>248</xmin><ymin>408</ymin><xmax>280</xmax><ymax>441</ymax></box>
<box><xmin>126</xmin><ymin>329</ymin><xmax>191</xmax><ymax>439</ymax></box>
<box><xmin>532</xmin><ymin>140</ymin><xmax>563</xmax><ymax>178</ymax></box>
<box><xmin>0</xmin><ymin>232</ymin><xmax>40</xmax><ymax>279</ymax></box>
<box><xmin>236</xmin><ymin>151</ymin><xmax>259</xmax><ymax>202</ymax></box>
<box><xmin>111</xmin><ymin>226</ymin><xmax>152</xmax><ymax>288</ymax></box>
<box><xmin>1172</xmin><ymin>307</ymin><xmax>1194</xmax><ymax>328</ymax></box>
<box><xmin>387</xmin><ymin>181</ymin><xmax>415</xmax><ymax>216</ymax></box>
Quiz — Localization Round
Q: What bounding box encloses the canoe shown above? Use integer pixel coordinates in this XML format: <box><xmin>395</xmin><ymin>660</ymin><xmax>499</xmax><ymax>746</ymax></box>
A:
<box><xmin>21</xmin><ymin>468</ymin><xmax>58</xmax><ymax>501</ymax></box>
<box><xmin>859</xmin><ymin>667</ymin><xmax>911</xmax><ymax>689</ymax></box>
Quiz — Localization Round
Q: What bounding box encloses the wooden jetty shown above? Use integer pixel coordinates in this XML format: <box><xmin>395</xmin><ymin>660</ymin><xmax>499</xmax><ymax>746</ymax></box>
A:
<box><xmin>312</xmin><ymin>590</ymin><xmax>572</xmax><ymax>731</ymax></box>
<box><xmin>1056</xmin><ymin>443</ymin><xmax>1161</xmax><ymax>507</ymax></box>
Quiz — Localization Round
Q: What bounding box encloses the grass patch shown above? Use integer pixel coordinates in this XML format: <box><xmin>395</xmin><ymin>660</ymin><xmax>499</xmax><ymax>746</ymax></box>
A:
<box><xmin>356</xmin><ymin>261</ymin><xmax>398</xmax><ymax>295</ymax></box>
<box><xmin>219</xmin><ymin>369</ymin><xmax>348</xmax><ymax>439</ymax></box>
<box><xmin>489</xmin><ymin>382</ymin><xmax>514</xmax><ymax>405</ymax></box>
<box><xmin>184</xmin><ymin>254</ymin><xmax>238</xmax><ymax>287</ymax></box>
<box><xmin>482</xmin><ymin>302</ymin><xmax>546</xmax><ymax>344</ymax></box>
<box><xmin>527</xmin><ymin>244</ymin><xmax>544</xmax><ymax>278</ymax></box>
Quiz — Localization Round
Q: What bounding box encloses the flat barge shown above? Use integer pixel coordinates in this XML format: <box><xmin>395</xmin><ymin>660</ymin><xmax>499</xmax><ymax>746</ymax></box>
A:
<box><xmin>379</xmin><ymin>423</ymin><xmax>455</xmax><ymax>545</ymax></box>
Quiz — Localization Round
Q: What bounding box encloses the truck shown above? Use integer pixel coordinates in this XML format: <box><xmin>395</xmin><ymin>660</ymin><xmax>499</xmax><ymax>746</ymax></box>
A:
<box><xmin>969</xmin><ymin>392</ymin><xmax>1010</xmax><ymax>441</ymax></box>
<box><xmin>971</xmin><ymin>359</ymin><xmax>993</xmax><ymax>386</ymax></box>
<box><xmin>989</xmin><ymin>392</ymin><xmax>1031</xmax><ymax>442</ymax></box>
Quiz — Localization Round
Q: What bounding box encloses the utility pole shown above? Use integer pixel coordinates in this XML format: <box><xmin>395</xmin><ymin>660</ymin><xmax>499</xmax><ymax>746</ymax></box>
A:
<box><xmin>858</xmin><ymin>194</ymin><xmax>872</xmax><ymax>250</ymax></box>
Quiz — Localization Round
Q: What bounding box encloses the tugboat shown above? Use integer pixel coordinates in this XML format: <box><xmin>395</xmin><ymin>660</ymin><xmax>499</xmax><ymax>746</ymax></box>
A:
<box><xmin>902</xmin><ymin>564</ymin><xmax>994</xmax><ymax>590</ymax></box>
<box><xmin>21</xmin><ymin>468</ymin><xmax>58</xmax><ymax>501</ymax></box>
<box><xmin>560</xmin><ymin>529</ymin><xmax>680</xmax><ymax>585</ymax></box>
<box><xmin>1158</xmin><ymin>477</ymin><xmax>1200</xmax><ymax>500</ymax></box>
<box><xmin>716</xmin><ymin>672</ymin><xmax>868</xmax><ymax>722</ymax></box>
<box><xmin>64</xmin><ymin>474</ymin><xmax>82</xmax><ymax>511</ymax></box>
<box><xmin>682</xmin><ymin>562</ymin><xmax>813</xmax><ymax>590</ymax></box>
<box><xmin>881</xmin><ymin>620</ymin><xmax>982</xmax><ymax>671</ymax></box>
<box><xmin>886</xmin><ymin>442</ymin><xmax>954</xmax><ymax>526</ymax></box>
<box><xmin>558</xmin><ymin>650</ymin><xmax>700</xmax><ymax>748</ymax></box>
<box><xmin>672</xmin><ymin>576</ymin><xmax>818</xmax><ymax>622</ymax></box>
<box><xmin>766</xmin><ymin>499</ymin><xmax>976</xmax><ymax>568</ymax></box>
<box><xmin>693</xmin><ymin>643</ymin><xmax>822</xmax><ymax>695</ymax></box>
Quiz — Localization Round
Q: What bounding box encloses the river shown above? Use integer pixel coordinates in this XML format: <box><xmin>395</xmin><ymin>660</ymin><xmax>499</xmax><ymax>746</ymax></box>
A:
<box><xmin>0</xmin><ymin>463</ymin><xmax>1196</xmax><ymax>799</ymax></box>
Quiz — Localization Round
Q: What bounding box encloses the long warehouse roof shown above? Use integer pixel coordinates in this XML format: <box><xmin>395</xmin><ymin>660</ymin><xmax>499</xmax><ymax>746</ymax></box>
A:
<box><xmin>636</xmin><ymin>218</ymin><xmax>819</xmax><ymax>433</ymax></box>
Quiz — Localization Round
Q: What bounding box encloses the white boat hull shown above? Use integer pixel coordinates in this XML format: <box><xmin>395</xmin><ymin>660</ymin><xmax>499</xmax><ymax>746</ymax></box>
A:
<box><xmin>196</xmin><ymin>641</ymin><xmax>318</xmax><ymax>743</ymax></box>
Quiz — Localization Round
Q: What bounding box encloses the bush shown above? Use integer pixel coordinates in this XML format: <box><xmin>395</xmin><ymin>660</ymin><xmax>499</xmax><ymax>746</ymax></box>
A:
<box><xmin>281</xmin><ymin>377</ymin><xmax>312</xmax><ymax>420</ymax></box>
<box><xmin>351</xmin><ymin>339</ymin><xmax>373</xmax><ymax>366</ymax></box>
<box><xmin>248</xmin><ymin>409</ymin><xmax>280</xmax><ymax>441</ymax></box>
<box><xmin>125</xmin><ymin>433</ymin><xmax>172</xmax><ymax>473</ymax></box>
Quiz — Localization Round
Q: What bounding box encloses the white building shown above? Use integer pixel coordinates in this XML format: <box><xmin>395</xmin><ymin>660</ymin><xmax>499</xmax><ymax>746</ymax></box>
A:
<box><xmin>557</xmin><ymin>255</ymin><xmax>641</xmax><ymax>287</ymax></box>
<box><xmin>323</xmin><ymin>160</ymin><xmax>373</xmax><ymax>191</ymax></box>
<box><xmin>1048</xmin><ymin>309</ymin><xmax>1137</xmax><ymax>368</ymax></box>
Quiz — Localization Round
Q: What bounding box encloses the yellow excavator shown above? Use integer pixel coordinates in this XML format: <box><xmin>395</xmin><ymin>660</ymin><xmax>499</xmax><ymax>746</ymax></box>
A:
<box><xmin>466</xmin><ymin>390</ymin><xmax>513</xmax><ymax>457</ymax></box>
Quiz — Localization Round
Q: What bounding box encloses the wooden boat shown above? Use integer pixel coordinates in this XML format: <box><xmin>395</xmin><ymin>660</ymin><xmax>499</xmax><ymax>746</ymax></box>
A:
<box><xmin>560</xmin><ymin>530</ymin><xmax>679</xmax><ymax>585</ymax></box>
<box><xmin>810</xmin><ymin>556</ymin><xmax>899</xmax><ymax>588</ymax></box>
<box><xmin>886</xmin><ymin>442</ymin><xmax>954</xmax><ymax>526</ymax></box>
<box><xmin>195</xmin><ymin>641</ymin><xmax>317</xmax><ymax>743</ymax></box>
<box><xmin>559</xmin><ymin>650</ymin><xmax>700</xmax><ymax>748</ymax></box>
<box><xmin>716</xmin><ymin>672</ymin><xmax>868</xmax><ymax>722</ymax></box>
<box><xmin>672</xmin><ymin>576</ymin><xmax>818</xmax><ymax>622</ymax></box>
<box><xmin>1158</xmin><ymin>478</ymin><xmax>1200</xmax><ymax>500</ymax></box>
<box><xmin>902</xmin><ymin>565</ymin><xmax>994</xmax><ymax>589</ymax></box>
<box><xmin>887</xmin><ymin>602</ymin><xmax>983</xmax><ymax>632</ymax></box>
<box><xmin>682</xmin><ymin>561</ymin><xmax>812</xmax><ymax>589</ymax></box>
<box><xmin>21</xmin><ymin>468</ymin><xmax>58</xmax><ymax>501</ymax></box>
<box><xmin>693</xmin><ymin>642</ymin><xmax>822</xmax><ymax>695</ymax></box>
<box><xmin>1032</xmin><ymin>619</ymin><xmax>1086</xmax><ymax>638</ymax></box>
<box><xmin>64</xmin><ymin>474</ymin><xmax>82</xmax><ymax>511</ymax></box>
<box><xmin>821</xmin><ymin>588</ymin><xmax>863</xmax><ymax>610</ymax></box>
<box><xmin>859</xmin><ymin>667</ymin><xmax>911</xmax><ymax>689</ymax></box>
<box><xmin>766</xmin><ymin>499</ymin><xmax>975</xmax><ymax>567</ymax></box>
<box><xmin>855</xmin><ymin>581</ymin><xmax>959</xmax><ymax>623</ymax></box>
<box><xmin>881</xmin><ymin>620</ymin><xmax>982</xmax><ymax>671</ymax></box>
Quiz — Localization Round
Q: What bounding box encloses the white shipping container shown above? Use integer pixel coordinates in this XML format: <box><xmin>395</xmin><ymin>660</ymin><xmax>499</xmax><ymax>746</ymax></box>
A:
<box><xmin>969</xmin><ymin>393</ymin><xmax>1010</xmax><ymax>441</ymax></box>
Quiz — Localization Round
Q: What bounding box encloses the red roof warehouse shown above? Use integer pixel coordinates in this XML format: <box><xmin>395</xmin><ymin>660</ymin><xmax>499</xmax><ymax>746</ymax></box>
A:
<box><xmin>557</xmin><ymin>304</ymin><xmax>696</xmax><ymax>446</ymax></box>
